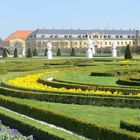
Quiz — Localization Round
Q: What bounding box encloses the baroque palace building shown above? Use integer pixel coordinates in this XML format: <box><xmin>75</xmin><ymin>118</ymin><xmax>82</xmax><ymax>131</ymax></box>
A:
<box><xmin>4</xmin><ymin>29</ymin><xmax>140</xmax><ymax>54</ymax></box>
<box><xmin>27</xmin><ymin>29</ymin><xmax>140</xmax><ymax>50</ymax></box>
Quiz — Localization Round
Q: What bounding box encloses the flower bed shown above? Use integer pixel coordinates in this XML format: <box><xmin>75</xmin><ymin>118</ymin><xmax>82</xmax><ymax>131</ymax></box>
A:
<box><xmin>7</xmin><ymin>71</ymin><xmax>124</xmax><ymax>96</ymax></box>
<box><xmin>0</xmin><ymin>120</ymin><xmax>33</xmax><ymax>140</ymax></box>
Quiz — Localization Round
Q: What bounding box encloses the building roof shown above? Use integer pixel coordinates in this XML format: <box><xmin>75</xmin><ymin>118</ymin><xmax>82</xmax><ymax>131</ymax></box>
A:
<box><xmin>31</xmin><ymin>29</ymin><xmax>138</xmax><ymax>35</ymax></box>
<box><xmin>4</xmin><ymin>30</ymin><xmax>33</xmax><ymax>42</ymax></box>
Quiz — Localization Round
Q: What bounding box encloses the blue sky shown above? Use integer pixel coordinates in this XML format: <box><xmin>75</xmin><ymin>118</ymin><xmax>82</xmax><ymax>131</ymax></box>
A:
<box><xmin>0</xmin><ymin>0</ymin><xmax>140</xmax><ymax>39</ymax></box>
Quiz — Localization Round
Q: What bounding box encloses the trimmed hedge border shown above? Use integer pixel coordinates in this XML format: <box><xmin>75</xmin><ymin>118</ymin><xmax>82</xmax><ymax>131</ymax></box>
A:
<box><xmin>0</xmin><ymin>95</ymin><xmax>139</xmax><ymax>140</ymax></box>
<box><xmin>120</xmin><ymin>117</ymin><xmax>140</xmax><ymax>133</ymax></box>
<box><xmin>0</xmin><ymin>112</ymin><xmax>63</xmax><ymax>140</ymax></box>
<box><xmin>0</xmin><ymin>87</ymin><xmax>140</xmax><ymax>109</ymax></box>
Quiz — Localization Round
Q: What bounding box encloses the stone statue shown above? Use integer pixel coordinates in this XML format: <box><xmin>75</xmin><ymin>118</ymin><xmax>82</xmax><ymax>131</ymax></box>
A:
<box><xmin>21</xmin><ymin>42</ymin><xmax>26</xmax><ymax>56</ymax></box>
<box><xmin>112</xmin><ymin>42</ymin><xmax>117</xmax><ymax>57</ymax></box>
<box><xmin>86</xmin><ymin>39</ymin><xmax>93</xmax><ymax>59</ymax></box>
<box><xmin>47</xmin><ymin>42</ymin><xmax>52</xmax><ymax>59</ymax></box>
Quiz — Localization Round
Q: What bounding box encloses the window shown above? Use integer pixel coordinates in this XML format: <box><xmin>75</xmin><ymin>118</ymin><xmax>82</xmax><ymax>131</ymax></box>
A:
<box><xmin>104</xmin><ymin>35</ymin><xmax>107</xmax><ymax>39</ymax></box>
<box><xmin>105</xmin><ymin>42</ymin><xmax>107</xmax><ymax>45</ymax></box>
<box><xmin>42</xmin><ymin>35</ymin><xmax>45</xmax><ymax>38</ymax></box>
<box><xmin>69</xmin><ymin>35</ymin><xmax>72</xmax><ymax>38</ymax></box>
<box><xmin>64</xmin><ymin>35</ymin><xmax>68</xmax><ymax>38</ymax></box>
<box><xmin>100</xmin><ymin>36</ymin><xmax>102</xmax><ymax>39</ymax></box>
<box><xmin>55</xmin><ymin>35</ymin><xmax>58</xmax><ymax>38</ymax></box>
<box><xmin>108</xmin><ymin>35</ymin><xmax>111</xmax><ymax>38</ymax></box>
<box><xmin>109</xmin><ymin>42</ymin><xmax>111</xmax><ymax>45</ymax></box>
<box><xmin>117</xmin><ymin>42</ymin><xmax>120</xmax><ymax>45</ymax></box>
<box><xmin>120</xmin><ymin>35</ymin><xmax>123</xmax><ymax>39</ymax></box>
<box><xmin>121</xmin><ymin>42</ymin><xmax>123</xmax><ymax>45</ymax></box>
<box><xmin>129</xmin><ymin>41</ymin><xmax>131</xmax><ymax>45</ymax></box>
<box><xmin>116</xmin><ymin>35</ymin><xmax>119</xmax><ymax>38</ymax></box>
<box><xmin>78</xmin><ymin>35</ymin><xmax>81</xmax><ymax>38</ymax></box>
<box><xmin>128</xmin><ymin>35</ymin><xmax>130</xmax><ymax>38</ymax></box>
<box><xmin>125</xmin><ymin>42</ymin><xmax>127</xmax><ymax>45</ymax></box>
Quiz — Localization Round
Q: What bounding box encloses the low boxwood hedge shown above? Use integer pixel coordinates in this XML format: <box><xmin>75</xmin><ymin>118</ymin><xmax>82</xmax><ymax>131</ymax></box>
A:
<box><xmin>0</xmin><ymin>95</ymin><xmax>139</xmax><ymax>140</ymax></box>
<box><xmin>120</xmin><ymin>117</ymin><xmax>140</xmax><ymax>133</ymax></box>
<box><xmin>0</xmin><ymin>87</ymin><xmax>140</xmax><ymax>109</ymax></box>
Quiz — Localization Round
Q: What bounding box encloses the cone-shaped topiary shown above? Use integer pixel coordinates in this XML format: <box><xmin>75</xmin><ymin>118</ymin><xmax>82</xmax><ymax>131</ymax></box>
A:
<box><xmin>33</xmin><ymin>48</ymin><xmax>38</xmax><ymax>56</ymax></box>
<box><xmin>44</xmin><ymin>48</ymin><xmax>48</xmax><ymax>56</ymax></box>
<box><xmin>71</xmin><ymin>48</ymin><xmax>76</xmax><ymax>56</ymax></box>
<box><xmin>26</xmin><ymin>48</ymin><xmax>32</xmax><ymax>58</ymax></box>
<box><xmin>13</xmin><ymin>48</ymin><xmax>18</xmax><ymax>58</ymax></box>
<box><xmin>124</xmin><ymin>45</ymin><xmax>133</xmax><ymax>59</ymax></box>
<box><xmin>57</xmin><ymin>48</ymin><xmax>61</xmax><ymax>56</ymax></box>
<box><xmin>2</xmin><ymin>48</ymin><xmax>8</xmax><ymax>58</ymax></box>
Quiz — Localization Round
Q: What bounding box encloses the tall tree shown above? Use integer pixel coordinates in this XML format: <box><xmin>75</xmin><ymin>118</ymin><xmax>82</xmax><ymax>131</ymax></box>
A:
<box><xmin>124</xmin><ymin>45</ymin><xmax>133</xmax><ymax>59</ymax></box>
<box><xmin>2</xmin><ymin>48</ymin><xmax>8</xmax><ymax>58</ymax></box>
<box><xmin>26</xmin><ymin>48</ymin><xmax>32</xmax><ymax>58</ymax></box>
<box><xmin>33</xmin><ymin>48</ymin><xmax>38</xmax><ymax>56</ymax></box>
<box><xmin>57</xmin><ymin>48</ymin><xmax>61</xmax><ymax>56</ymax></box>
<box><xmin>44</xmin><ymin>48</ymin><xmax>48</xmax><ymax>56</ymax></box>
<box><xmin>13</xmin><ymin>48</ymin><xmax>18</xmax><ymax>58</ymax></box>
<box><xmin>71</xmin><ymin>48</ymin><xmax>76</xmax><ymax>56</ymax></box>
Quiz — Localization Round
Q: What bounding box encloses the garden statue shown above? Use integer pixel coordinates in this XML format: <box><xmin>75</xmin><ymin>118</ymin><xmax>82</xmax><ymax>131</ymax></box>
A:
<box><xmin>112</xmin><ymin>42</ymin><xmax>117</xmax><ymax>57</ymax></box>
<box><xmin>21</xmin><ymin>42</ymin><xmax>26</xmax><ymax>56</ymax></box>
<box><xmin>86</xmin><ymin>39</ymin><xmax>93</xmax><ymax>59</ymax></box>
<box><xmin>47</xmin><ymin>42</ymin><xmax>52</xmax><ymax>59</ymax></box>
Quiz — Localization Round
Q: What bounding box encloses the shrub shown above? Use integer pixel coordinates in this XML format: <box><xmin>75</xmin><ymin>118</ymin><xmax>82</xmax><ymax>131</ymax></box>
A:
<box><xmin>2</xmin><ymin>48</ymin><xmax>8</xmax><ymax>57</ymax></box>
<box><xmin>125</xmin><ymin>45</ymin><xmax>133</xmax><ymax>59</ymax></box>
<box><xmin>0</xmin><ymin>95</ymin><xmax>139</xmax><ymax>140</ymax></box>
<box><xmin>57</xmin><ymin>48</ymin><xmax>61</xmax><ymax>56</ymax></box>
<box><xmin>71</xmin><ymin>48</ymin><xmax>76</xmax><ymax>56</ymax></box>
<box><xmin>26</xmin><ymin>48</ymin><xmax>32</xmax><ymax>58</ymax></box>
<box><xmin>120</xmin><ymin>117</ymin><xmax>140</xmax><ymax>133</ymax></box>
<box><xmin>44</xmin><ymin>48</ymin><xmax>48</xmax><ymax>56</ymax></box>
<box><xmin>33</xmin><ymin>48</ymin><xmax>38</xmax><ymax>56</ymax></box>
<box><xmin>13</xmin><ymin>48</ymin><xmax>18</xmax><ymax>58</ymax></box>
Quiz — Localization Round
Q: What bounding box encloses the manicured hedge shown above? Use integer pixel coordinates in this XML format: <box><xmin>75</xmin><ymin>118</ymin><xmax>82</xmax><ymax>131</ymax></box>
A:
<box><xmin>0</xmin><ymin>87</ymin><xmax>140</xmax><ymax>109</ymax></box>
<box><xmin>0</xmin><ymin>95</ymin><xmax>139</xmax><ymax>140</ymax></box>
<box><xmin>120</xmin><ymin>117</ymin><xmax>140</xmax><ymax>133</ymax></box>
<box><xmin>0</xmin><ymin>113</ymin><xmax>63</xmax><ymax>140</ymax></box>
<box><xmin>117</xmin><ymin>76</ymin><xmax>140</xmax><ymax>86</ymax></box>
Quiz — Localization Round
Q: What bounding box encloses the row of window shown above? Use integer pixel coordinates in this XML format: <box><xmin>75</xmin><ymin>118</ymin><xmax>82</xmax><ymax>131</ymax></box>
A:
<box><xmin>30</xmin><ymin>34</ymin><xmax>136</xmax><ymax>39</ymax></box>
<box><xmin>36</xmin><ymin>41</ymin><xmax>134</xmax><ymax>47</ymax></box>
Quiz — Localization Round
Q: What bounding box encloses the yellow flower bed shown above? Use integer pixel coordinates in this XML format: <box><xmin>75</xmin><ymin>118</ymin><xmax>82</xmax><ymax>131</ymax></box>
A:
<box><xmin>8</xmin><ymin>71</ymin><xmax>124</xmax><ymax>95</ymax></box>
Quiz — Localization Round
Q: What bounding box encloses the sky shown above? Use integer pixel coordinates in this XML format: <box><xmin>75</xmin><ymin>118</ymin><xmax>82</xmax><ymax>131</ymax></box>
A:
<box><xmin>0</xmin><ymin>0</ymin><xmax>140</xmax><ymax>39</ymax></box>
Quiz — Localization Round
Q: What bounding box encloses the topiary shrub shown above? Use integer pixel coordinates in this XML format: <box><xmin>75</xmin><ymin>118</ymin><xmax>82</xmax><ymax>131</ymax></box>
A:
<box><xmin>71</xmin><ymin>48</ymin><xmax>76</xmax><ymax>56</ymax></box>
<box><xmin>44</xmin><ymin>48</ymin><xmax>48</xmax><ymax>56</ymax></box>
<box><xmin>57</xmin><ymin>48</ymin><xmax>61</xmax><ymax>56</ymax></box>
<box><xmin>124</xmin><ymin>45</ymin><xmax>133</xmax><ymax>59</ymax></box>
<box><xmin>13</xmin><ymin>48</ymin><xmax>18</xmax><ymax>58</ymax></box>
<box><xmin>2</xmin><ymin>48</ymin><xmax>8</xmax><ymax>58</ymax></box>
<box><xmin>33</xmin><ymin>48</ymin><xmax>38</xmax><ymax>56</ymax></box>
<box><xmin>26</xmin><ymin>48</ymin><xmax>32</xmax><ymax>58</ymax></box>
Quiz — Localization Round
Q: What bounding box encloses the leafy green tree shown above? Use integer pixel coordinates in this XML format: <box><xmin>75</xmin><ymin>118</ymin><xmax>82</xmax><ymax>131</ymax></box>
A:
<box><xmin>33</xmin><ymin>48</ymin><xmax>38</xmax><ymax>56</ymax></box>
<box><xmin>57</xmin><ymin>48</ymin><xmax>61</xmax><ymax>56</ymax></box>
<box><xmin>13</xmin><ymin>48</ymin><xmax>18</xmax><ymax>58</ymax></box>
<box><xmin>124</xmin><ymin>45</ymin><xmax>133</xmax><ymax>59</ymax></box>
<box><xmin>44</xmin><ymin>48</ymin><xmax>48</xmax><ymax>56</ymax></box>
<box><xmin>71</xmin><ymin>48</ymin><xmax>76</xmax><ymax>56</ymax></box>
<box><xmin>26</xmin><ymin>48</ymin><xmax>32</xmax><ymax>58</ymax></box>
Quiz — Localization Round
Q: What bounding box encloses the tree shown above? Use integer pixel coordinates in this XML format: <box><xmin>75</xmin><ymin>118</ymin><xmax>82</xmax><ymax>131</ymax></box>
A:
<box><xmin>26</xmin><ymin>48</ymin><xmax>32</xmax><ymax>58</ymax></box>
<box><xmin>13</xmin><ymin>48</ymin><xmax>18</xmax><ymax>58</ymax></box>
<box><xmin>71</xmin><ymin>48</ymin><xmax>76</xmax><ymax>56</ymax></box>
<box><xmin>57</xmin><ymin>48</ymin><xmax>61</xmax><ymax>56</ymax></box>
<box><xmin>33</xmin><ymin>48</ymin><xmax>38</xmax><ymax>56</ymax></box>
<box><xmin>124</xmin><ymin>45</ymin><xmax>133</xmax><ymax>59</ymax></box>
<box><xmin>44</xmin><ymin>48</ymin><xmax>48</xmax><ymax>56</ymax></box>
<box><xmin>2</xmin><ymin>48</ymin><xmax>8</xmax><ymax>57</ymax></box>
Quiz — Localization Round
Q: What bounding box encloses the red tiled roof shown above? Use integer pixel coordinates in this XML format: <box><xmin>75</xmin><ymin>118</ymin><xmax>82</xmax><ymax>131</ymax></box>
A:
<box><xmin>4</xmin><ymin>30</ymin><xmax>33</xmax><ymax>42</ymax></box>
